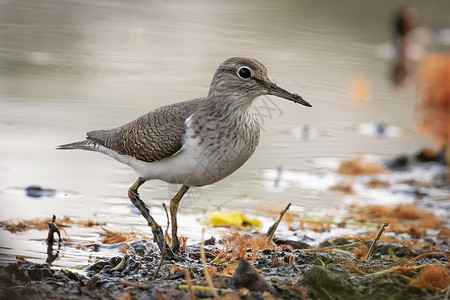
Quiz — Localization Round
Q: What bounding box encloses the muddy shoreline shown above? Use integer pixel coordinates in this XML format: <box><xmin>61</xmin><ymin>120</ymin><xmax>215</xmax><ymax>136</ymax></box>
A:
<box><xmin>1</xmin><ymin>233</ymin><xmax>449</xmax><ymax>300</ymax></box>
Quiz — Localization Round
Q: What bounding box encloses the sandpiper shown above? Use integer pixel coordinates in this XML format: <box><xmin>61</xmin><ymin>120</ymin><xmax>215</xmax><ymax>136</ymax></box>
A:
<box><xmin>58</xmin><ymin>57</ymin><xmax>311</xmax><ymax>257</ymax></box>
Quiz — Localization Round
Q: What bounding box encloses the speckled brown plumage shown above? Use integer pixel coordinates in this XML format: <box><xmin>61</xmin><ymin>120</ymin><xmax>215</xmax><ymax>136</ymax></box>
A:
<box><xmin>88</xmin><ymin>98</ymin><xmax>204</xmax><ymax>163</ymax></box>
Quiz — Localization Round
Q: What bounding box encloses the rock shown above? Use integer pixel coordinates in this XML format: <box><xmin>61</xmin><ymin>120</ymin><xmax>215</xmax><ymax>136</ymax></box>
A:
<box><xmin>303</xmin><ymin>266</ymin><xmax>354</xmax><ymax>299</ymax></box>
<box><xmin>416</xmin><ymin>148</ymin><xmax>439</xmax><ymax>163</ymax></box>
<box><xmin>232</xmin><ymin>260</ymin><xmax>270</xmax><ymax>292</ymax></box>
<box><xmin>319</xmin><ymin>240</ymin><xmax>332</xmax><ymax>248</ymax></box>
<box><xmin>387</xmin><ymin>155</ymin><xmax>409</xmax><ymax>170</ymax></box>
<box><xmin>273</xmin><ymin>238</ymin><xmax>310</xmax><ymax>249</ymax></box>
<box><xmin>332</xmin><ymin>237</ymin><xmax>349</xmax><ymax>246</ymax></box>
<box><xmin>129</xmin><ymin>239</ymin><xmax>156</xmax><ymax>256</ymax></box>
<box><xmin>204</xmin><ymin>236</ymin><xmax>216</xmax><ymax>245</ymax></box>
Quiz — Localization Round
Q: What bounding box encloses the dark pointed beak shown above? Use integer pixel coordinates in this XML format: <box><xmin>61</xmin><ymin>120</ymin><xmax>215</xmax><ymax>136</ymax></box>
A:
<box><xmin>265</xmin><ymin>81</ymin><xmax>312</xmax><ymax>107</ymax></box>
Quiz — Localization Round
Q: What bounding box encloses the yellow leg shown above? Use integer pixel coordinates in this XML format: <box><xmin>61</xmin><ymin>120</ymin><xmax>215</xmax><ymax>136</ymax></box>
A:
<box><xmin>170</xmin><ymin>185</ymin><xmax>190</xmax><ymax>254</ymax></box>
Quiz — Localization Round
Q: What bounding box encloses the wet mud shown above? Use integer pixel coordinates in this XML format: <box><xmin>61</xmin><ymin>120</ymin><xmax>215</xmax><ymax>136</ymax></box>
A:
<box><xmin>1</xmin><ymin>234</ymin><xmax>448</xmax><ymax>300</ymax></box>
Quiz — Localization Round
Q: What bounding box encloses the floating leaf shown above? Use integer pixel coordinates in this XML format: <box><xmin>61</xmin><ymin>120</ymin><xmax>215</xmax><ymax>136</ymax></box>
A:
<box><xmin>205</xmin><ymin>210</ymin><xmax>262</xmax><ymax>228</ymax></box>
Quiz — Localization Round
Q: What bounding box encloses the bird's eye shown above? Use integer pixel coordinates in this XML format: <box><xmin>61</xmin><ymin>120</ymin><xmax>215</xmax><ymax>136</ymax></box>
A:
<box><xmin>237</xmin><ymin>66</ymin><xmax>252</xmax><ymax>79</ymax></box>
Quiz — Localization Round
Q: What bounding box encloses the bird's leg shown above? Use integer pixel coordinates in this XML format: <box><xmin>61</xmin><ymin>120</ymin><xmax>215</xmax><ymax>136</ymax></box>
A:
<box><xmin>128</xmin><ymin>177</ymin><xmax>175</xmax><ymax>258</ymax></box>
<box><xmin>169</xmin><ymin>185</ymin><xmax>190</xmax><ymax>254</ymax></box>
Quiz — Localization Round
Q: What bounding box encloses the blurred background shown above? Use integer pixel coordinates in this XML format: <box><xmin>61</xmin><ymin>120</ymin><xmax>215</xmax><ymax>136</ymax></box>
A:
<box><xmin>0</xmin><ymin>0</ymin><xmax>449</xmax><ymax>268</ymax></box>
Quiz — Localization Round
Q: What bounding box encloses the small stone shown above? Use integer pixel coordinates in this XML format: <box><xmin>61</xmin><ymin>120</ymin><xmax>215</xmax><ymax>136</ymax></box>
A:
<box><xmin>332</xmin><ymin>237</ymin><xmax>349</xmax><ymax>246</ymax></box>
<box><xmin>232</xmin><ymin>260</ymin><xmax>270</xmax><ymax>292</ymax></box>
<box><xmin>204</xmin><ymin>236</ymin><xmax>215</xmax><ymax>245</ymax></box>
<box><xmin>318</xmin><ymin>240</ymin><xmax>332</xmax><ymax>248</ymax></box>
<box><xmin>304</xmin><ymin>266</ymin><xmax>353</xmax><ymax>297</ymax></box>
<box><xmin>388</xmin><ymin>155</ymin><xmax>409</xmax><ymax>170</ymax></box>
<box><xmin>273</xmin><ymin>238</ymin><xmax>310</xmax><ymax>249</ymax></box>
<box><xmin>262</xmin><ymin>248</ymin><xmax>273</xmax><ymax>255</ymax></box>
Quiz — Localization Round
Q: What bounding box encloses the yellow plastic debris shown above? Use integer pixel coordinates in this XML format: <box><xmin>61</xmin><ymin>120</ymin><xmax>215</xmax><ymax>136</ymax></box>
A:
<box><xmin>206</xmin><ymin>210</ymin><xmax>262</xmax><ymax>228</ymax></box>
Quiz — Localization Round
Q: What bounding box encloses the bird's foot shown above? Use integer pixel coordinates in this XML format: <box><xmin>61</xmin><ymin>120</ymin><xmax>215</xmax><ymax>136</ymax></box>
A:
<box><xmin>151</xmin><ymin>224</ymin><xmax>181</xmax><ymax>260</ymax></box>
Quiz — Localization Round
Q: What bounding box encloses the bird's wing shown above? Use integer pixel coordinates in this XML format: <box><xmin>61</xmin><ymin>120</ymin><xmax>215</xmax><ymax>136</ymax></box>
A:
<box><xmin>88</xmin><ymin>98</ymin><xmax>204</xmax><ymax>163</ymax></box>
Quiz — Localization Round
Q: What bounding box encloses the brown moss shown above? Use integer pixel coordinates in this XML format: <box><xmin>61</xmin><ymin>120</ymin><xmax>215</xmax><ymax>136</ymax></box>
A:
<box><xmin>353</xmin><ymin>243</ymin><xmax>369</xmax><ymax>260</ymax></box>
<box><xmin>349</xmin><ymin>203</ymin><xmax>447</xmax><ymax>237</ymax></box>
<box><xmin>337</xmin><ymin>157</ymin><xmax>388</xmax><ymax>176</ymax></box>
<box><xmin>168</xmin><ymin>265</ymin><xmax>181</xmax><ymax>275</ymax></box>
<box><xmin>100</xmin><ymin>227</ymin><xmax>148</xmax><ymax>244</ymax></box>
<box><xmin>366</xmin><ymin>178</ymin><xmax>391</xmax><ymax>189</ymax></box>
<box><xmin>218</xmin><ymin>263</ymin><xmax>239</xmax><ymax>276</ymax></box>
<box><xmin>400</xmin><ymin>239</ymin><xmax>441</xmax><ymax>252</ymax></box>
<box><xmin>343</xmin><ymin>260</ymin><xmax>364</xmax><ymax>275</ymax></box>
<box><xmin>409</xmin><ymin>264</ymin><xmax>450</xmax><ymax>291</ymax></box>
<box><xmin>394</xmin><ymin>204</ymin><xmax>422</xmax><ymax>219</ymax></box>
<box><xmin>407</xmin><ymin>224</ymin><xmax>425</xmax><ymax>237</ymax></box>
<box><xmin>75</xmin><ymin>219</ymin><xmax>105</xmax><ymax>227</ymax></box>
<box><xmin>437</xmin><ymin>227</ymin><xmax>450</xmax><ymax>239</ymax></box>
<box><xmin>118</xmin><ymin>244</ymin><xmax>130</xmax><ymax>254</ymax></box>
<box><xmin>417</xmin><ymin>53</ymin><xmax>450</xmax><ymax>145</ymax></box>
<box><xmin>330</xmin><ymin>178</ymin><xmax>354</xmax><ymax>194</ymax></box>
<box><xmin>220</xmin><ymin>295</ymin><xmax>242</xmax><ymax>300</ymax></box>
<box><xmin>178</xmin><ymin>235</ymin><xmax>188</xmax><ymax>252</ymax></box>
<box><xmin>119</xmin><ymin>293</ymin><xmax>132</xmax><ymax>300</ymax></box>
<box><xmin>0</xmin><ymin>216</ymin><xmax>105</xmax><ymax>233</ymax></box>
<box><xmin>206</xmin><ymin>266</ymin><xmax>217</xmax><ymax>277</ymax></box>
<box><xmin>217</xmin><ymin>231</ymin><xmax>271</xmax><ymax>262</ymax></box>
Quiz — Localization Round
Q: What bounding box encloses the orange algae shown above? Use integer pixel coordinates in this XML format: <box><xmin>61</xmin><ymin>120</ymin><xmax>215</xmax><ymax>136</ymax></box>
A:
<box><xmin>417</xmin><ymin>53</ymin><xmax>450</xmax><ymax>146</ymax></box>
<box><xmin>409</xmin><ymin>264</ymin><xmax>450</xmax><ymax>291</ymax></box>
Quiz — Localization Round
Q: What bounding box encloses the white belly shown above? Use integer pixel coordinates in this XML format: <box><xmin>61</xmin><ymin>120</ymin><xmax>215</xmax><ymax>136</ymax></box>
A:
<box><xmin>98</xmin><ymin>113</ymin><xmax>260</xmax><ymax>187</ymax></box>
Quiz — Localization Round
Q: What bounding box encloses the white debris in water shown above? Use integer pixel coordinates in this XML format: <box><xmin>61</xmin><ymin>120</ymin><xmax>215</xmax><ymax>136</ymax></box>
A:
<box><xmin>263</xmin><ymin>169</ymin><xmax>342</xmax><ymax>191</ymax></box>
<box><xmin>357</xmin><ymin>121</ymin><xmax>403</xmax><ymax>138</ymax></box>
<box><xmin>263</xmin><ymin>160</ymin><xmax>447</xmax><ymax>209</ymax></box>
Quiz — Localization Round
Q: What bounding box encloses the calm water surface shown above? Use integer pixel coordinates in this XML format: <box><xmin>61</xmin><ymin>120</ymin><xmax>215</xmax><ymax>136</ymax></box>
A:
<box><xmin>1</xmin><ymin>0</ymin><xmax>449</xmax><ymax>268</ymax></box>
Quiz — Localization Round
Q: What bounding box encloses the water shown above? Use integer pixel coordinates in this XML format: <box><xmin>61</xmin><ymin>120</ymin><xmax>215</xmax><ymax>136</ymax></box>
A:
<box><xmin>1</xmin><ymin>0</ymin><xmax>449</xmax><ymax>269</ymax></box>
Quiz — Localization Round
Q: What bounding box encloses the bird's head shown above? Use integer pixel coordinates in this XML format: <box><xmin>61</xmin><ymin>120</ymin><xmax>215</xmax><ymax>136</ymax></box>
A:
<box><xmin>208</xmin><ymin>57</ymin><xmax>311</xmax><ymax>108</ymax></box>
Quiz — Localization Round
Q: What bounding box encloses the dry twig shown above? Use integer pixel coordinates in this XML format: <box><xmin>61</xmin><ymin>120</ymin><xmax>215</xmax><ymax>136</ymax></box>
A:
<box><xmin>267</xmin><ymin>203</ymin><xmax>291</xmax><ymax>242</ymax></box>
<box><xmin>184</xmin><ymin>268</ymin><xmax>195</xmax><ymax>300</ymax></box>
<box><xmin>46</xmin><ymin>215</ymin><xmax>62</xmax><ymax>243</ymax></box>
<box><xmin>365</xmin><ymin>264</ymin><xmax>425</xmax><ymax>277</ymax></box>
<box><xmin>178</xmin><ymin>285</ymin><xmax>234</xmax><ymax>292</ymax></box>
<box><xmin>411</xmin><ymin>252</ymin><xmax>448</xmax><ymax>263</ymax></box>
<box><xmin>364</xmin><ymin>222</ymin><xmax>389</xmax><ymax>260</ymax></box>
<box><xmin>119</xmin><ymin>280</ymin><xmax>150</xmax><ymax>289</ymax></box>
<box><xmin>298</xmin><ymin>248</ymin><xmax>354</xmax><ymax>256</ymax></box>
<box><xmin>444</xmin><ymin>283</ymin><xmax>450</xmax><ymax>300</ymax></box>
<box><xmin>201</xmin><ymin>228</ymin><xmax>220</xmax><ymax>299</ymax></box>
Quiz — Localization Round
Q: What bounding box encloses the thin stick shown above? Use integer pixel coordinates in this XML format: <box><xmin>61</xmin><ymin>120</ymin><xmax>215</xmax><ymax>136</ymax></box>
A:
<box><xmin>119</xmin><ymin>280</ymin><xmax>150</xmax><ymax>289</ymax></box>
<box><xmin>184</xmin><ymin>268</ymin><xmax>195</xmax><ymax>300</ymax></box>
<box><xmin>365</xmin><ymin>264</ymin><xmax>426</xmax><ymax>277</ymax></box>
<box><xmin>178</xmin><ymin>285</ymin><xmax>234</xmax><ymax>293</ymax></box>
<box><xmin>298</xmin><ymin>248</ymin><xmax>354</xmax><ymax>256</ymax></box>
<box><xmin>267</xmin><ymin>203</ymin><xmax>291</xmax><ymax>242</ymax></box>
<box><xmin>112</xmin><ymin>257</ymin><xmax>125</xmax><ymax>271</ymax></box>
<box><xmin>46</xmin><ymin>215</ymin><xmax>62</xmax><ymax>243</ymax></box>
<box><xmin>411</xmin><ymin>252</ymin><xmax>448</xmax><ymax>263</ymax></box>
<box><xmin>364</xmin><ymin>222</ymin><xmax>388</xmax><ymax>261</ymax></box>
<box><xmin>313</xmin><ymin>242</ymin><xmax>362</xmax><ymax>249</ymax></box>
<box><xmin>153</xmin><ymin>203</ymin><xmax>170</xmax><ymax>280</ymax></box>
<box><xmin>444</xmin><ymin>283</ymin><xmax>450</xmax><ymax>300</ymax></box>
<box><xmin>201</xmin><ymin>228</ymin><xmax>219</xmax><ymax>300</ymax></box>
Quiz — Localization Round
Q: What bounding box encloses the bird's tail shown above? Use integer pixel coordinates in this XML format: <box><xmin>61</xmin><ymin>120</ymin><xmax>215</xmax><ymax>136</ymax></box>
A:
<box><xmin>56</xmin><ymin>140</ymin><xmax>99</xmax><ymax>151</ymax></box>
